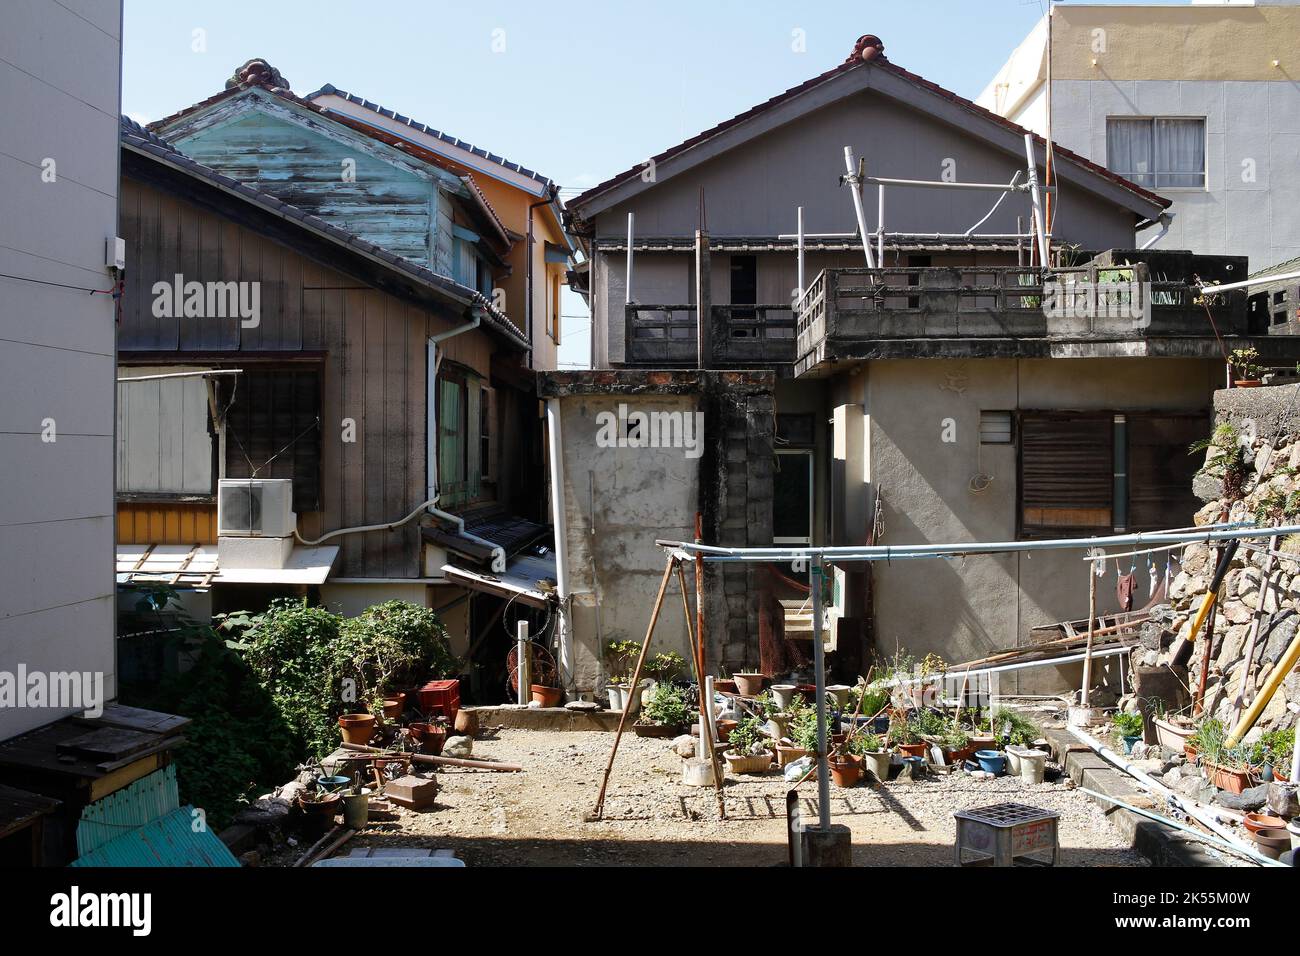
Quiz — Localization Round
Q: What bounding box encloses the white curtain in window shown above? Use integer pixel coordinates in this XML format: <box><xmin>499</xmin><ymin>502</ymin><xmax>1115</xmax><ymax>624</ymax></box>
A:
<box><xmin>1106</xmin><ymin>119</ymin><xmax>1154</xmax><ymax>186</ymax></box>
<box><xmin>1155</xmin><ymin>119</ymin><xmax>1205</xmax><ymax>188</ymax></box>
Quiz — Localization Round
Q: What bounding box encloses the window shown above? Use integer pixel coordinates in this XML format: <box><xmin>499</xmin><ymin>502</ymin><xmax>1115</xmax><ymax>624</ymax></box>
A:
<box><xmin>479</xmin><ymin>385</ymin><xmax>496</xmax><ymax>482</ymax></box>
<box><xmin>979</xmin><ymin>411</ymin><xmax>1014</xmax><ymax>445</ymax></box>
<box><xmin>1106</xmin><ymin>117</ymin><xmax>1206</xmax><ymax>189</ymax></box>
<box><xmin>1018</xmin><ymin>411</ymin><xmax>1205</xmax><ymax>537</ymax></box>
<box><xmin>437</xmin><ymin>365</ymin><xmax>485</xmax><ymax>508</ymax></box>
<box><xmin>549</xmin><ymin>274</ymin><xmax>561</xmax><ymax>342</ymax></box>
<box><xmin>774</xmin><ymin>448</ymin><xmax>814</xmax><ymax>544</ymax></box>
<box><xmin>117</xmin><ymin>367</ymin><xmax>217</xmax><ymax>497</ymax></box>
<box><xmin>218</xmin><ymin>368</ymin><xmax>322</xmax><ymax>513</ymax></box>
<box><xmin>730</xmin><ymin>255</ymin><xmax>757</xmax><ymax>321</ymax></box>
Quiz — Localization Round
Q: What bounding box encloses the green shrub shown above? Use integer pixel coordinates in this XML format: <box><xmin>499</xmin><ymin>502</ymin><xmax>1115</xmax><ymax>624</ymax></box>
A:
<box><xmin>995</xmin><ymin>707</ymin><xmax>1041</xmax><ymax>747</ymax></box>
<box><xmin>1113</xmin><ymin>710</ymin><xmax>1144</xmax><ymax>737</ymax></box>
<box><xmin>642</xmin><ymin>682</ymin><xmax>691</xmax><ymax>727</ymax></box>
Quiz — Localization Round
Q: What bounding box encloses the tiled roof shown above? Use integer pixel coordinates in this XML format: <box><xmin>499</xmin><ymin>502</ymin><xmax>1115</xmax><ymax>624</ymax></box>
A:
<box><xmin>1250</xmin><ymin>254</ymin><xmax>1300</xmax><ymax>281</ymax></box>
<box><xmin>147</xmin><ymin>77</ymin><xmax>511</xmax><ymax>247</ymax></box>
<box><xmin>305</xmin><ymin>83</ymin><xmax>555</xmax><ymax>190</ymax></box>
<box><xmin>121</xmin><ymin>121</ymin><xmax>530</xmax><ymax>351</ymax></box>
<box><xmin>570</xmin><ymin>47</ymin><xmax>1171</xmax><ymax>215</ymax></box>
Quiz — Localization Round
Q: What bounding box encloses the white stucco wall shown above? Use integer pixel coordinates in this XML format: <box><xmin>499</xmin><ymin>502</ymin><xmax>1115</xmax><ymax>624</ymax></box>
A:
<box><xmin>0</xmin><ymin>0</ymin><xmax>122</xmax><ymax>740</ymax></box>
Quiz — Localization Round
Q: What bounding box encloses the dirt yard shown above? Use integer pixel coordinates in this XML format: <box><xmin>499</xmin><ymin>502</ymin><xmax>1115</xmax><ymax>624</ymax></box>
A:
<box><xmin>313</xmin><ymin>728</ymin><xmax>1149</xmax><ymax>867</ymax></box>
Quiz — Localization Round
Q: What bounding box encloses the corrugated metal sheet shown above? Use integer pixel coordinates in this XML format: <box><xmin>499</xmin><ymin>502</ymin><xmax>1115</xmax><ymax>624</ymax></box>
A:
<box><xmin>72</xmin><ymin>806</ymin><xmax>240</xmax><ymax>868</ymax></box>
<box><xmin>77</xmin><ymin>766</ymin><xmax>180</xmax><ymax>856</ymax></box>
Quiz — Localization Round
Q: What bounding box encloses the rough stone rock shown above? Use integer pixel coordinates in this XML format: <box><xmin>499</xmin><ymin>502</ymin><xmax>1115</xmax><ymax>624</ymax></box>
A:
<box><xmin>1222</xmin><ymin>600</ymin><xmax>1253</xmax><ymax>625</ymax></box>
<box><xmin>1261</xmin><ymin>612</ymin><xmax>1297</xmax><ymax>664</ymax></box>
<box><xmin>1212</xmin><ymin>785</ymin><xmax>1269</xmax><ymax>812</ymax></box>
<box><xmin>1163</xmin><ymin>765</ymin><xmax>1184</xmax><ymax>786</ymax></box>
<box><xmin>238</xmin><ymin>850</ymin><xmax>260</xmax><ymax>867</ymax></box>
<box><xmin>1132</xmin><ymin>758</ymin><xmax>1166</xmax><ymax>776</ymax></box>
<box><xmin>235</xmin><ymin>797</ymin><xmax>291</xmax><ymax>827</ymax></box>
<box><xmin>672</xmin><ymin>734</ymin><xmax>696</xmax><ymax>758</ymax></box>
<box><xmin>1175</xmin><ymin>775</ymin><xmax>1204</xmax><ymax>798</ymax></box>
<box><xmin>1218</xmin><ymin>624</ymin><xmax>1249</xmax><ymax>665</ymax></box>
<box><xmin>1237</xmin><ymin>566</ymin><xmax>1262</xmax><ymax>598</ymax></box>
<box><xmin>1128</xmin><ymin>742</ymin><xmax>1151</xmax><ymax>761</ymax></box>
<box><xmin>442</xmin><ymin>735</ymin><xmax>474</xmax><ymax>758</ymax></box>
<box><xmin>277</xmin><ymin>780</ymin><xmax>306</xmax><ymax>803</ymax></box>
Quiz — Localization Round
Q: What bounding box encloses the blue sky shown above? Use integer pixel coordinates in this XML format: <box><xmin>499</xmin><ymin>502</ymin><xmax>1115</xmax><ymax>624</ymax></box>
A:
<box><xmin>122</xmin><ymin>0</ymin><xmax>1192</xmax><ymax>366</ymax></box>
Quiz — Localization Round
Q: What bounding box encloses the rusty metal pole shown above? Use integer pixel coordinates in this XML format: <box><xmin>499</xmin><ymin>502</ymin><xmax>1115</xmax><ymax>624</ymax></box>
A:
<box><xmin>590</xmin><ymin>556</ymin><xmax>677</xmax><ymax>821</ymax></box>
<box><xmin>694</xmin><ymin>512</ymin><xmax>706</xmax><ymax>687</ymax></box>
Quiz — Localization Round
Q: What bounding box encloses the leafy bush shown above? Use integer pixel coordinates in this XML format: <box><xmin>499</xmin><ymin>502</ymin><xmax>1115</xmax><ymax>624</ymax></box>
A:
<box><xmin>849</xmin><ymin>733</ymin><xmax>884</xmax><ymax>755</ymax></box>
<box><xmin>791</xmin><ymin>708</ymin><xmax>822</xmax><ymax>752</ymax></box>
<box><xmin>1113</xmin><ymin>710</ymin><xmax>1144</xmax><ymax>737</ymax></box>
<box><xmin>227</xmin><ymin>598</ymin><xmax>452</xmax><ymax>759</ymax></box>
<box><xmin>1250</xmin><ymin>728</ymin><xmax>1294</xmax><ymax>768</ymax></box>
<box><xmin>995</xmin><ymin>707</ymin><xmax>1041</xmax><ymax>747</ymax></box>
<box><xmin>728</xmin><ymin>716</ymin><xmax>769</xmax><ymax>756</ymax></box>
<box><xmin>642</xmin><ymin>682</ymin><xmax>690</xmax><ymax>727</ymax></box>
<box><xmin>120</xmin><ymin>608</ymin><xmax>296</xmax><ymax>829</ymax></box>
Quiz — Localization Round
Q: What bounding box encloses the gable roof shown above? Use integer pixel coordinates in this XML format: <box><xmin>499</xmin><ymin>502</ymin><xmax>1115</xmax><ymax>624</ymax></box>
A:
<box><xmin>570</xmin><ymin>37</ymin><xmax>1170</xmax><ymax>220</ymax></box>
<box><xmin>305</xmin><ymin>84</ymin><xmax>555</xmax><ymax>191</ymax></box>
<box><xmin>121</xmin><ymin>116</ymin><xmax>529</xmax><ymax>351</ymax></box>
<box><xmin>148</xmin><ymin>74</ymin><xmax>512</xmax><ymax>250</ymax></box>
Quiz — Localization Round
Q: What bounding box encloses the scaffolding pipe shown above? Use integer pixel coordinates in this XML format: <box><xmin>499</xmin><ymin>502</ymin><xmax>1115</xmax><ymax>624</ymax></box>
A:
<box><xmin>658</xmin><ymin>523</ymin><xmax>1300</xmax><ymax>564</ymax></box>
<box><xmin>1200</xmin><ymin>268</ymin><xmax>1300</xmax><ymax>296</ymax></box>
<box><xmin>1023</xmin><ymin>133</ymin><xmax>1049</xmax><ymax>268</ymax></box>
<box><xmin>796</xmin><ymin>206</ymin><xmax>805</xmax><ymax>299</ymax></box>
<box><xmin>876</xmin><ymin>184</ymin><xmax>885</xmax><ymax>263</ymax></box>
<box><xmin>843</xmin><ymin>146</ymin><xmax>877</xmax><ymax>270</ymax></box>
<box><xmin>864</xmin><ymin>175</ymin><xmax>1050</xmax><ymax>193</ymax></box>
<box><xmin>625</xmin><ymin>212</ymin><xmax>634</xmax><ymax>304</ymax></box>
<box><xmin>811</xmin><ymin>556</ymin><xmax>831</xmax><ymax>830</ymax></box>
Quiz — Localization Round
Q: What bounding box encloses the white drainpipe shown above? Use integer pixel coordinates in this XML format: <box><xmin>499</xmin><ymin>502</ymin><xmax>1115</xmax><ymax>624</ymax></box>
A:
<box><xmin>546</xmin><ymin>398</ymin><xmax>573</xmax><ymax>691</ymax></box>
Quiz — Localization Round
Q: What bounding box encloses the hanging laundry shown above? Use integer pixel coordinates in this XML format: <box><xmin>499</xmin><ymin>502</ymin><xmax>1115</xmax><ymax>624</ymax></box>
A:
<box><xmin>1148</xmin><ymin>558</ymin><xmax>1159</xmax><ymax>598</ymax></box>
<box><xmin>1116</xmin><ymin>570</ymin><xmax>1136</xmax><ymax>612</ymax></box>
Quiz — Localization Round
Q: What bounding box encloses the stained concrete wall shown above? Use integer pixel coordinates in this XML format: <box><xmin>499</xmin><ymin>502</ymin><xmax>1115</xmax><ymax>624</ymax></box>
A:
<box><xmin>542</xmin><ymin>371</ymin><xmax>775</xmax><ymax>695</ymax></box>
<box><xmin>0</xmin><ymin>0</ymin><xmax>122</xmax><ymax>741</ymax></box>
<box><xmin>851</xmin><ymin>356</ymin><xmax>1222</xmax><ymax>692</ymax></box>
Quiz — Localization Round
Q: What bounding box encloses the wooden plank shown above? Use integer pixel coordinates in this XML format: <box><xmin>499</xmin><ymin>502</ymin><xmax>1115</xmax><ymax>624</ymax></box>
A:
<box><xmin>57</xmin><ymin>727</ymin><xmax>158</xmax><ymax>762</ymax></box>
<box><xmin>72</xmin><ymin>704</ymin><xmax>190</xmax><ymax>738</ymax></box>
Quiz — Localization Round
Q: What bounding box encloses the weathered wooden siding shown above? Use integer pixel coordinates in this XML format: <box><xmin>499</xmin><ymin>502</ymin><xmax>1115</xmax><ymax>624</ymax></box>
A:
<box><xmin>169</xmin><ymin>99</ymin><xmax>447</xmax><ymax>270</ymax></box>
<box><xmin>119</xmin><ymin>176</ymin><xmax>497</xmax><ymax>579</ymax></box>
<box><xmin>118</xmin><ymin>502</ymin><xmax>217</xmax><ymax>545</ymax></box>
<box><xmin>117</xmin><ymin>367</ymin><xmax>214</xmax><ymax>495</ymax></box>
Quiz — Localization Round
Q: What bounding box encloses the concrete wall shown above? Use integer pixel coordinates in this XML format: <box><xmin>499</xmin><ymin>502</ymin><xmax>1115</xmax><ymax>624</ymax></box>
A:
<box><xmin>543</xmin><ymin>371</ymin><xmax>775</xmax><ymax>694</ymax></box>
<box><xmin>854</xmin><ymin>356</ymin><xmax>1221</xmax><ymax>691</ymax></box>
<box><xmin>0</xmin><ymin>0</ymin><xmax>122</xmax><ymax>740</ymax></box>
<box><xmin>981</xmin><ymin>3</ymin><xmax>1300</xmax><ymax>273</ymax></box>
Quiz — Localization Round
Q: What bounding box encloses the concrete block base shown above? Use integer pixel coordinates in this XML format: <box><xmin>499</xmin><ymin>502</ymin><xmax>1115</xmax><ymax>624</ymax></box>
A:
<box><xmin>801</xmin><ymin>824</ymin><xmax>852</xmax><ymax>867</ymax></box>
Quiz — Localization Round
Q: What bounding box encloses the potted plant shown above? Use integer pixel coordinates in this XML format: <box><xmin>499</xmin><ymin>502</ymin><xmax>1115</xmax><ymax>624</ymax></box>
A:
<box><xmin>381</xmin><ymin>692</ymin><xmax>407</xmax><ymax>720</ymax></box>
<box><xmin>407</xmin><ymin>719</ymin><xmax>447</xmax><ymax>755</ymax></box>
<box><xmin>777</xmin><ymin>706</ymin><xmax>820</xmax><ymax>768</ymax></box>
<box><xmin>604</xmin><ymin>640</ymin><xmax>644</xmax><ymax>713</ymax></box>
<box><xmin>338</xmin><ymin>712</ymin><xmax>377</xmax><ymax>745</ymax></box>
<box><xmin>1153</xmin><ymin>710</ymin><xmax>1195</xmax><ymax>752</ymax></box>
<box><xmin>296</xmin><ymin>783</ymin><xmax>342</xmax><ymax>832</ymax></box>
<box><xmin>1113</xmin><ymin>710</ymin><xmax>1144</xmax><ymax>754</ymax></box>
<box><xmin>723</xmin><ymin>716</ymin><xmax>773</xmax><ymax>774</ymax></box>
<box><xmin>732</xmin><ymin>670</ymin><xmax>766</xmax><ymax>697</ymax></box>
<box><xmin>1192</xmin><ymin>718</ymin><xmax>1256</xmax><ymax>793</ymax></box>
<box><xmin>634</xmin><ymin>682</ymin><xmax>691</xmax><ymax>737</ymax></box>
<box><xmin>889</xmin><ymin>714</ymin><xmax>927</xmax><ymax>758</ymax></box>
<box><xmin>830</xmin><ymin>749</ymin><xmax>864</xmax><ymax>788</ymax></box>
<box><xmin>1230</xmin><ymin>347</ymin><xmax>1264</xmax><ymax>387</ymax></box>
<box><xmin>856</xmin><ymin>733</ymin><xmax>891</xmax><ymax>783</ymax></box>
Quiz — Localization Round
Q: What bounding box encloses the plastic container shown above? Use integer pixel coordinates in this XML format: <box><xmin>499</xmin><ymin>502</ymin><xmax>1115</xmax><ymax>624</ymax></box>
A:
<box><xmin>1288</xmin><ymin>820</ymin><xmax>1300</xmax><ymax>852</ymax></box>
<box><xmin>975</xmin><ymin>750</ymin><xmax>1006</xmax><ymax>776</ymax></box>
<box><xmin>770</xmin><ymin>684</ymin><xmax>797</xmax><ymax>710</ymax></box>
<box><xmin>862</xmin><ymin>751</ymin><xmax>891</xmax><ymax>783</ymax></box>
<box><xmin>1005</xmin><ymin>747</ymin><xmax>1026</xmax><ymax>776</ymax></box>
<box><xmin>1019</xmin><ymin>749</ymin><xmax>1048</xmax><ymax>784</ymax></box>
<box><xmin>342</xmin><ymin>793</ymin><xmax>369</xmax><ymax>828</ymax></box>
<box><xmin>416</xmin><ymin>679</ymin><xmax>460</xmax><ymax>725</ymax></box>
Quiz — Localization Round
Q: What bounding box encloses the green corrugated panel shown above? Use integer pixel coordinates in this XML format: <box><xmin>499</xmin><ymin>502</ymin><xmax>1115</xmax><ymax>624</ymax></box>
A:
<box><xmin>71</xmin><ymin>806</ymin><xmax>240</xmax><ymax>867</ymax></box>
<box><xmin>77</xmin><ymin>766</ymin><xmax>180</xmax><ymax>856</ymax></box>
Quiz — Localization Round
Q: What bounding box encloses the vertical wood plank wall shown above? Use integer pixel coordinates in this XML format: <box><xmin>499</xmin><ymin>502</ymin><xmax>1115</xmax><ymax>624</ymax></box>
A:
<box><xmin>118</xmin><ymin>176</ymin><xmax>497</xmax><ymax>578</ymax></box>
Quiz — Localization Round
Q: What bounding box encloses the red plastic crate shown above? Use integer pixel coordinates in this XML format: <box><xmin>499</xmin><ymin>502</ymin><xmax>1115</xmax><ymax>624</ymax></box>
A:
<box><xmin>416</xmin><ymin>679</ymin><xmax>460</xmax><ymax>725</ymax></box>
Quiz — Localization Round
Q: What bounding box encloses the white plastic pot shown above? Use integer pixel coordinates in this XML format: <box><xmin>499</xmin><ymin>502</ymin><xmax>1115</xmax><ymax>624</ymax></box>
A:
<box><xmin>862</xmin><ymin>751</ymin><xmax>891</xmax><ymax>783</ymax></box>
<box><xmin>1005</xmin><ymin>746</ymin><xmax>1027</xmax><ymax>776</ymax></box>
<box><xmin>1288</xmin><ymin>820</ymin><xmax>1300</xmax><ymax>852</ymax></box>
<box><xmin>771</xmin><ymin>684</ymin><xmax>797</xmax><ymax>710</ymax></box>
<box><xmin>1019</xmin><ymin>749</ymin><xmax>1048</xmax><ymax>784</ymax></box>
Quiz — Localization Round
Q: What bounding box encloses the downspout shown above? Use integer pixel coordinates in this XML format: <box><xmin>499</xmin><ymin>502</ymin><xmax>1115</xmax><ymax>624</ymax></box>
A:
<box><xmin>1138</xmin><ymin>212</ymin><xmax>1174</xmax><ymax>251</ymax></box>
<box><xmin>546</xmin><ymin>398</ymin><xmax>574</xmax><ymax>692</ymax></box>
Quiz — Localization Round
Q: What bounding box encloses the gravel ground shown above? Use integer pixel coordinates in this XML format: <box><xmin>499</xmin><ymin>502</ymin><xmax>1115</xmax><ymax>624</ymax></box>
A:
<box><xmin>296</xmin><ymin>728</ymin><xmax>1150</xmax><ymax>867</ymax></box>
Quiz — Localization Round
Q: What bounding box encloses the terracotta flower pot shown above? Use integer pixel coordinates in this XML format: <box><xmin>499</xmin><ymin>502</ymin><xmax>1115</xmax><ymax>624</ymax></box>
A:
<box><xmin>732</xmin><ymin>673</ymin><xmax>766</xmax><ymax>697</ymax></box>
<box><xmin>897</xmin><ymin>742</ymin><xmax>927</xmax><ymax>758</ymax></box>
<box><xmin>715</xmin><ymin>719</ymin><xmax>738</xmax><ymax>742</ymax></box>
<box><xmin>831</xmin><ymin>755</ymin><xmax>863</xmax><ymax>788</ymax></box>
<box><xmin>1253</xmin><ymin>827</ymin><xmax>1290</xmax><ymax>860</ymax></box>
<box><xmin>1234</xmin><ymin>380</ymin><xmax>1263</xmax><ymax>388</ymax></box>
<box><xmin>1243</xmin><ymin>812</ymin><xmax>1287</xmax><ymax>835</ymax></box>
<box><xmin>297</xmin><ymin>792</ymin><xmax>341</xmax><ymax>831</ymax></box>
<box><xmin>408</xmin><ymin>721</ymin><xmax>447</xmax><ymax>755</ymax></box>
<box><xmin>338</xmin><ymin>713</ymin><xmax>377</xmax><ymax>745</ymax></box>
<box><xmin>1204</xmin><ymin>760</ymin><xmax>1254</xmax><ymax>794</ymax></box>
<box><xmin>531</xmin><ymin>684</ymin><xmax>562</xmax><ymax>707</ymax></box>
<box><xmin>382</xmin><ymin>693</ymin><xmax>406</xmax><ymax>720</ymax></box>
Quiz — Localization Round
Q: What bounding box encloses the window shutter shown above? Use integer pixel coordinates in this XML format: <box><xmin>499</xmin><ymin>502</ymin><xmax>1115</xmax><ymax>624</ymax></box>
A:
<box><xmin>1020</xmin><ymin>413</ymin><xmax>1112</xmax><ymax>535</ymax></box>
<box><xmin>482</xmin><ymin>385</ymin><xmax>497</xmax><ymax>482</ymax></box>
<box><xmin>1128</xmin><ymin>413</ymin><xmax>1206</xmax><ymax>532</ymax></box>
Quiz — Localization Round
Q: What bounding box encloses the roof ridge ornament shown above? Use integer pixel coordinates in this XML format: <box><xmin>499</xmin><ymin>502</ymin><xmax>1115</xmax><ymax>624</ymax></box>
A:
<box><xmin>846</xmin><ymin>35</ymin><xmax>886</xmax><ymax>65</ymax></box>
<box><xmin>227</xmin><ymin>59</ymin><xmax>290</xmax><ymax>92</ymax></box>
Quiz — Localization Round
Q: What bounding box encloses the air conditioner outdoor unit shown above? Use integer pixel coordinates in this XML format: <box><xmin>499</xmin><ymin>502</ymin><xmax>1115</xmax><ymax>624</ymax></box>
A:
<box><xmin>217</xmin><ymin>479</ymin><xmax>296</xmax><ymax>538</ymax></box>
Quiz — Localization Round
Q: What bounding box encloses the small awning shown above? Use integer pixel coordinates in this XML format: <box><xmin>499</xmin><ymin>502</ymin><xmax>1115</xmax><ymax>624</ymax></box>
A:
<box><xmin>116</xmin><ymin>543</ymin><xmax>339</xmax><ymax>587</ymax></box>
<box><xmin>441</xmin><ymin>551</ymin><xmax>557</xmax><ymax>608</ymax></box>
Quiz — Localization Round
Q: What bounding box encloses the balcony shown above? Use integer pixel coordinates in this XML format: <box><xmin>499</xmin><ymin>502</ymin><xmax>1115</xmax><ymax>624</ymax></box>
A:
<box><xmin>793</xmin><ymin>263</ymin><xmax>1250</xmax><ymax>377</ymax></box>
<box><xmin>624</xmin><ymin>303</ymin><xmax>796</xmax><ymax>368</ymax></box>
